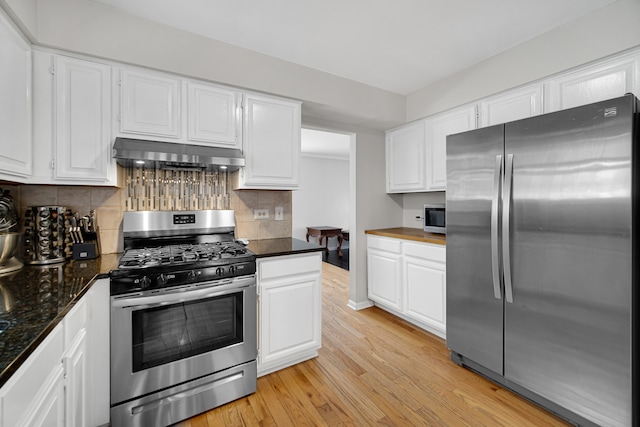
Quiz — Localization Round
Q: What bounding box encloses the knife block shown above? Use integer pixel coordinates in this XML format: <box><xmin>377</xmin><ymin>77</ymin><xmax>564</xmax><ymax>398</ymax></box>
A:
<box><xmin>71</xmin><ymin>230</ymin><xmax>101</xmax><ymax>260</ymax></box>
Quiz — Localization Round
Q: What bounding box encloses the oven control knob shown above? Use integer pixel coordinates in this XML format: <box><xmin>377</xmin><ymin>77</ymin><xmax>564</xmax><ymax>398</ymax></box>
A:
<box><xmin>140</xmin><ymin>276</ymin><xmax>151</xmax><ymax>290</ymax></box>
<box><xmin>187</xmin><ymin>270</ymin><xmax>197</xmax><ymax>280</ymax></box>
<box><xmin>229</xmin><ymin>265</ymin><xmax>236</xmax><ymax>275</ymax></box>
<box><xmin>215</xmin><ymin>267</ymin><xmax>224</xmax><ymax>276</ymax></box>
<box><xmin>157</xmin><ymin>273</ymin><xmax>168</xmax><ymax>287</ymax></box>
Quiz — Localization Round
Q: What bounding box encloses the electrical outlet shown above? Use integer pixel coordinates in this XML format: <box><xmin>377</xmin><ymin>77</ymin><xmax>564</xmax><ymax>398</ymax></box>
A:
<box><xmin>275</xmin><ymin>206</ymin><xmax>284</xmax><ymax>221</ymax></box>
<box><xmin>254</xmin><ymin>209</ymin><xmax>269</xmax><ymax>219</ymax></box>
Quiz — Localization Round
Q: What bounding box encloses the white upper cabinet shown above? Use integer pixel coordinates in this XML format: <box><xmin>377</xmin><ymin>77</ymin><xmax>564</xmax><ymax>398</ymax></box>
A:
<box><xmin>546</xmin><ymin>54</ymin><xmax>639</xmax><ymax>112</ymax></box>
<box><xmin>0</xmin><ymin>9</ymin><xmax>31</xmax><ymax>181</ymax></box>
<box><xmin>31</xmin><ymin>50</ymin><xmax>116</xmax><ymax>186</ymax></box>
<box><xmin>187</xmin><ymin>81</ymin><xmax>241</xmax><ymax>149</ymax></box>
<box><xmin>425</xmin><ymin>105</ymin><xmax>476</xmax><ymax>191</ymax></box>
<box><xmin>54</xmin><ymin>56</ymin><xmax>112</xmax><ymax>182</ymax></box>
<box><xmin>119</xmin><ymin>67</ymin><xmax>181</xmax><ymax>139</ymax></box>
<box><xmin>236</xmin><ymin>93</ymin><xmax>301</xmax><ymax>189</ymax></box>
<box><xmin>480</xmin><ymin>84</ymin><xmax>544</xmax><ymax>127</ymax></box>
<box><xmin>386</xmin><ymin>120</ymin><xmax>427</xmax><ymax>193</ymax></box>
<box><xmin>117</xmin><ymin>67</ymin><xmax>243</xmax><ymax>149</ymax></box>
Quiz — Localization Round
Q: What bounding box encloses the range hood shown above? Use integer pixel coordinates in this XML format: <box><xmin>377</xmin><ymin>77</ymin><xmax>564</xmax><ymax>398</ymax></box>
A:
<box><xmin>113</xmin><ymin>138</ymin><xmax>245</xmax><ymax>172</ymax></box>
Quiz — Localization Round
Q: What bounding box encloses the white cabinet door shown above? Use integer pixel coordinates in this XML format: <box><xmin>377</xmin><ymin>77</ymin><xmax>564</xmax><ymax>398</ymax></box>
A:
<box><xmin>367</xmin><ymin>236</ymin><xmax>402</xmax><ymax>311</ymax></box>
<box><xmin>0</xmin><ymin>325</ymin><xmax>65</xmax><ymax>427</ymax></box>
<box><xmin>63</xmin><ymin>330</ymin><xmax>87</xmax><ymax>427</ymax></box>
<box><xmin>237</xmin><ymin>93</ymin><xmax>301</xmax><ymax>189</ymax></box>
<box><xmin>21</xmin><ymin>366</ymin><xmax>66</xmax><ymax>427</ymax></box>
<box><xmin>62</xmin><ymin>296</ymin><xmax>87</xmax><ymax>427</ymax></box>
<box><xmin>54</xmin><ymin>56</ymin><xmax>112</xmax><ymax>182</ymax></box>
<box><xmin>257</xmin><ymin>253</ymin><xmax>322</xmax><ymax>376</ymax></box>
<box><xmin>403</xmin><ymin>242</ymin><xmax>446</xmax><ymax>337</ymax></box>
<box><xmin>546</xmin><ymin>54</ymin><xmax>638</xmax><ymax>112</ymax></box>
<box><xmin>425</xmin><ymin>105</ymin><xmax>476</xmax><ymax>191</ymax></box>
<box><xmin>386</xmin><ymin>120</ymin><xmax>426</xmax><ymax>193</ymax></box>
<box><xmin>0</xmin><ymin>9</ymin><xmax>31</xmax><ymax>180</ymax></box>
<box><xmin>120</xmin><ymin>67</ymin><xmax>180</xmax><ymax>138</ymax></box>
<box><xmin>187</xmin><ymin>81</ymin><xmax>241</xmax><ymax>148</ymax></box>
<box><xmin>480</xmin><ymin>84</ymin><xmax>544</xmax><ymax>127</ymax></box>
<box><xmin>86</xmin><ymin>279</ymin><xmax>110</xmax><ymax>427</ymax></box>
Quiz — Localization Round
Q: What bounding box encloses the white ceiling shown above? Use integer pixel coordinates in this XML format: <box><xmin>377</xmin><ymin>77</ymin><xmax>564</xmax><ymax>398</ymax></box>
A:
<box><xmin>91</xmin><ymin>0</ymin><xmax>615</xmax><ymax>95</ymax></box>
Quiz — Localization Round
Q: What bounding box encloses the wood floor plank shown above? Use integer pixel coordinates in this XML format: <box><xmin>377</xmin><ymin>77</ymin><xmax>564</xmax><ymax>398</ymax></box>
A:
<box><xmin>176</xmin><ymin>262</ymin><xmax>571</xmax><ymax>427</ymax></box>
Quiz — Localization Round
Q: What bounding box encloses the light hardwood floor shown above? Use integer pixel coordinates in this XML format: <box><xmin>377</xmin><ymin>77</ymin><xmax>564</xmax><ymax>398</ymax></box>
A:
<box><xmin>178</xmin><ymin>262</ymin><xmax>570</xmax><ymax>426</ymax></box>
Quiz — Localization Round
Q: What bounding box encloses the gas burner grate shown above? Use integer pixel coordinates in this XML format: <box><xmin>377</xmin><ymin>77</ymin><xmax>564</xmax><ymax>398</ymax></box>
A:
<box><xmin>118</xmin><ymin>241</ymin><xmax>250</xmax><ymax>269</ymax></box>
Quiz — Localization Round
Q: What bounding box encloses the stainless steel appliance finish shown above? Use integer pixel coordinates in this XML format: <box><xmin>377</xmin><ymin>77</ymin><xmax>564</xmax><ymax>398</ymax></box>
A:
<box><xmin>110</xmin><ymin>210</ymin><xmax>257</xmax><ymax>426</ymax></box>
<box><xmin>423</xmin><ymin>203</ymin><xmax>446</xmax><ymax>234</ymax></box>
<box><xmin>113</xmin><ymin>137</ymin><xmax>245</xmax><ymax>172</ymax></box>
<box><xmin>23</xmin><ymin>206</ymin><xmax>68</xmax><ymax>264</ymax></box>
<box><xmin>122</xmin><ymin>209</ymin><xmax>236</xmax><ymax>240</ymax></box>
<box><xmin>446</xmin><ymin>94</ymin><xmax>637</xmax><ymax>427</ymax></box>
<box><xmin>110</xmin><ymin>276</ymin><xmax>257</xmax><ymax>420</ymax></box>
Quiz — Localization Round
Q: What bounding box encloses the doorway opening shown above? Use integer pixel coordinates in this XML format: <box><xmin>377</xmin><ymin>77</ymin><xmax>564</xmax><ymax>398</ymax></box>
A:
<box><xmin>293</xmin><ymin>128</ymin><xmax>352</xmax><ymax>271</ymax></box>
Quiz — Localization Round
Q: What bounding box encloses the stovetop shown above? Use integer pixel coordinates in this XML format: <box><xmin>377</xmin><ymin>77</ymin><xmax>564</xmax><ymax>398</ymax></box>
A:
<box><xmin>117</xmin><ymin>241</ymin><xmax>253</xmax><ymax>269</ymax></box>
<box><xmin>110</xmin><ymin>240</ymin><xmax>256</xmax><ymax>296</ymax></box>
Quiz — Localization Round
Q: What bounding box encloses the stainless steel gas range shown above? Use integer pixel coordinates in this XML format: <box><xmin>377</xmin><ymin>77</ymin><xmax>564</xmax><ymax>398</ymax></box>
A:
<box><xmin>109</xmin><ymin>210</ymin><xmax>257</xmax><ymax>427</ymax></box>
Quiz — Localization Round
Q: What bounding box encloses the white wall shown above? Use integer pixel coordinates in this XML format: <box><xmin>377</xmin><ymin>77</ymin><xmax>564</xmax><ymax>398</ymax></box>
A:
<box><xmin>406</xmin><ymin>0</ymin><xmax>640</xmax><ymax>121</ymax></box>
<box><xmin>292</xmin><ymin>155</ymin><xmax>350</xmax><ymax>250</ymax></box>
<box><xmin>401</xmin><ymin>192</ymin><xmax>446</xmax><ymax>228</ymax></box>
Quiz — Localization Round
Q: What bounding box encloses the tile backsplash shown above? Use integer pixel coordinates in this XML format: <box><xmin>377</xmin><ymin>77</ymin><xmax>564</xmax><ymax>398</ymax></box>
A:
<box><xmin>0</xmin><ymin>180</ymin><xmax>292</xmax><ymax>254</ymax></box>
<box><xmin>122</xmin><ymin>167</ymin><xmax>232</xmax><ymax>212</ymax></box>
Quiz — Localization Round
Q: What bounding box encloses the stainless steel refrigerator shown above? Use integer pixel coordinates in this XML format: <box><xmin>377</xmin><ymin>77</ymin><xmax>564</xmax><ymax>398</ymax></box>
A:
<box><xmin>446</xmin><ymin>94</ymin><xmax>638</xmax><ymax>427</ymax></box>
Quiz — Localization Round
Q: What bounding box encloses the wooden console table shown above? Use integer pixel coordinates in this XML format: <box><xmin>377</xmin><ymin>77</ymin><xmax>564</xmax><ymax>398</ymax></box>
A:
<box><xmin>306</xmin><ymin>226</ymin><xmax>344</xmax><ymax>257</ymax></box>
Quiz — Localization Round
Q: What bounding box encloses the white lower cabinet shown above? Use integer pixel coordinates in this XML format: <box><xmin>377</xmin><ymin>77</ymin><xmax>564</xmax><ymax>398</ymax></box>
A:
<box><xmin>0</xmin><ymin>278</ymin><xmax>109</xmax><ymax>427</ymax></box>
<box><xmin>63</xmin><ymin>330</ymin><xmax>87</xmax><ymax>427</ymax></box>
<box><xmin>402</xmin><ymin>242</ymin><xmax>446</xmax><ymax>336</ymax></box>
<box><xmin>86</xmin><ymin>278</ymin><xmax>110</xmax><ymax>427</ymax></box>
<box><xmin>367</xmin><ymin>236</ymin><xmax>402</xmax><ymax>311</ymax></box>
<box><xmin>0</xmin><ymin>325</ymin><xmax>65</xmax><ymax>427</ymax></box>
<box><xmin>367</xmin><ymin>235</ymin><xmax>446</xmax><ymax>338</ymax></box>
<box><xmin>257</xmin><ymin>253</ymin><xmax>322</xmax><ymax>376</ymax></box>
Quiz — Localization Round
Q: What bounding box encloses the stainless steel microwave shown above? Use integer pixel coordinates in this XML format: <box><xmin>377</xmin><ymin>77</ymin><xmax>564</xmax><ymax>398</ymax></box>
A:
<box><xmin>424</xmin><ymin>204</ymin><xmax>446</xmax><ymax>234</ymax></box>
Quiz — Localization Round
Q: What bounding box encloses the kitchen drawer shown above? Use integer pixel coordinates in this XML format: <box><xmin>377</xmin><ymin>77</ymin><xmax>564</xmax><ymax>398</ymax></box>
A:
<box><xmin>259</xmin><ymin>253</ymin><xmax>321</xmax><ymax>281</ymax></box>
<box><xmin>403</xmin><ymin>241</ymin><xmax>445</xmax><ymax>263</ymax></box>
<box><xmin>367</xmin><ymin>235</ymin><xmax>402</xmax><ymax>253</ymax></box>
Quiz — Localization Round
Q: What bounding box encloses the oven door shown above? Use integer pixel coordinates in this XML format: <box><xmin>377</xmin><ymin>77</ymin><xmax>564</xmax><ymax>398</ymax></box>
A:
<box><xmin>110</xmin><ymin>275</ymin><xmax>256</xmax><ymax>405</ymax></box>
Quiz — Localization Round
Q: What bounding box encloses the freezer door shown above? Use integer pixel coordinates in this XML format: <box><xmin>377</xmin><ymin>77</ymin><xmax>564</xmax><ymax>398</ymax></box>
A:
<box><xmin>446</xmin><ymin>125</ymin><xmax>505</xmax><ymax>374</ymax></box>
<box><xmin>504</xmin><ymin>96</ymin><xmax>634</xmax><ymax>427</ymax></box>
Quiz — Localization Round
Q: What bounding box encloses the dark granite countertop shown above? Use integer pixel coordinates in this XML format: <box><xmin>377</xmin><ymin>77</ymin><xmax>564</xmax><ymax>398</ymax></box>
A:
<box><xmin>248</xmin><ymin>238</ymin><xmax>325</xmax><ymax>258</ymax></box>
<box><xmin>0</xmin><ymin>253</ymin><xmax>120</xmax><ymax>388</ymax></box>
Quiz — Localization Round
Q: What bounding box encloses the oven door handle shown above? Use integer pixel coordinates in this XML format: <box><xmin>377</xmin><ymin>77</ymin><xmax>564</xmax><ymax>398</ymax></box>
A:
<box><xmin>111</xmin><ymin>276</ymin><xmax>256</xmax><ymax>309</ymax></box>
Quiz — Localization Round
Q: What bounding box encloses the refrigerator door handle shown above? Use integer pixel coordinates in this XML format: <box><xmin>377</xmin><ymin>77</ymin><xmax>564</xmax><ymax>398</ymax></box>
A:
<box><xmin>502</xmin><ymin>153</ymin><xmax>514</xmax><ymax>303</ymax></box>
<box><xmin>491</xmin><ymin>154</ymin><xmax>503</xmax><ymax>299</ymax></box>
